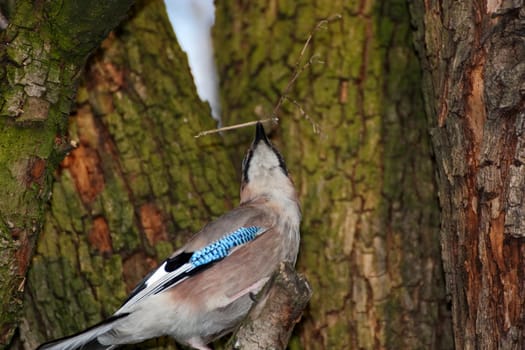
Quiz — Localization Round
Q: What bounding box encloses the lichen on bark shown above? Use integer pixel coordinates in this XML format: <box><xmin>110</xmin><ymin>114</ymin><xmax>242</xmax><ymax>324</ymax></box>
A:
<box><xmin>20</xmin><ymin>1</ymin><xmax>237</xmax><ymax>349</ymax></box>
<box><xmin>0</xmin><ymin>0</ymin><xmax>134</xmax><ymax>345</ymax></box>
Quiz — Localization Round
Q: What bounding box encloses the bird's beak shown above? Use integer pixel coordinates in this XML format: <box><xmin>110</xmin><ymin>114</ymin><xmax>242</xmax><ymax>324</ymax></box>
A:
<box><xmin>254</xmin><ymin>122</ymin><xmax>270</xmax><ymax>145</ymax></box>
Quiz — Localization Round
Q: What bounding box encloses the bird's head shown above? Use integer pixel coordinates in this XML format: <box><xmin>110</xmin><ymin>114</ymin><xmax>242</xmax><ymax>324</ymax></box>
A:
<box><xmin>240</xmin><ymin>122</ymin><xmax>296</xmax><ymax>204</ymax></box>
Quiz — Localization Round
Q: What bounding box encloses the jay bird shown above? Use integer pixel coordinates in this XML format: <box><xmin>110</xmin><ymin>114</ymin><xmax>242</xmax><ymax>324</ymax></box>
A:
<box><xmin>37</xmin><ymin>122</ymin><xmax>301</xmax><ymax>350</ymax></box>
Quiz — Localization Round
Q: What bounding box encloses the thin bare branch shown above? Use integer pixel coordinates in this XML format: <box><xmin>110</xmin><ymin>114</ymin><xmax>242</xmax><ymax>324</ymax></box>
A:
<box><xmin>194</xmin><ymin>118</ymin><xmax>278</xmax><ymax>138</ymax></box>
<box><xmin>285</xmin><ymin>97</ymin><xmax>320</xmax><ymax>134</ymax></box>
<box><xmin>194</xmin><ymin>14</ymin><xmax>341</xmax><ymax>138</ymax></box>
<box><xmin>271</xmin><ymin>14</ymin><xmax>341</xmax><ymax>119</ymax></box>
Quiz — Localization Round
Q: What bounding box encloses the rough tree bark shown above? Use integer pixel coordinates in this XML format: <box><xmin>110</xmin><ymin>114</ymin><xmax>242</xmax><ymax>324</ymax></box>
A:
<box><xmin>0</xmin><ymin>0</ymin><xmax>134</xmax><ymax>346</ymax></box>
<box><xmin>7</xmin><ymin>1</ymin><xmax>313</xmax><ymax>349</ymax></box>
<box><xmin>227</xmin><ymin>263</ymin><xmax>312</xmax><ymax>350</ymax></box>
<box><xmin>214</xmin><ymin>1</ymin><xmax>452</xmax><ymax>349</ymax></box>
<box><xmin>18</xmin><ymin>1</ymin><xmax>237</xmax><ymax>349</ymax></box>
<box><xmin>411</xmin><ymin>1</ymin><xmax>525</xmax><ymax>349</ymax></box>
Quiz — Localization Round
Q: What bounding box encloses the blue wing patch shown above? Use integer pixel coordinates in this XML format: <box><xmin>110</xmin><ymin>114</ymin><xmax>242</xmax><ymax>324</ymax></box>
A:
<box><xmin>190</xmin><ymin>226</ymin><xmax>262</xmax><ymax>266</ymax></box>
<box><xmin>117</xmin><ymin>226</ymin><xmax>266</xmax><ymax>313</ymax></box>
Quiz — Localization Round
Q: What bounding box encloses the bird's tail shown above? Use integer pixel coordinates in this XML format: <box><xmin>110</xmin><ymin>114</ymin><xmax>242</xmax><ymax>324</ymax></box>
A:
<box><xmin>37</xmin><ymin>314</ymin><xmax>128</xmax><ymax>350</ymax></box>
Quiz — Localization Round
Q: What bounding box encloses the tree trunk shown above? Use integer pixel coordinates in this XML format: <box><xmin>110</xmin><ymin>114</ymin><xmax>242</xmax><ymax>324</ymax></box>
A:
<box><xmin>214</xmin><ymin>1</ymin><xmax>452</xmax><ymax>349</ymax></box>
<box><xmin>411</xmin><ymin>1</ymin><xmax>525</xmax><ymax>349</ymax></box>
<box><xmin>227</xmin><ymin>263</ymin><xmax>312</xmax><ymax>350</ymax></box>
<box><xmin>0</xmin><ymin>0</ymin><xmax>134</xmax><ymax>345</ymax></box>
<box><xmin>18</xmin><ymin>1</ymin><xmax>237</xmax><ymax>349</ymax></box>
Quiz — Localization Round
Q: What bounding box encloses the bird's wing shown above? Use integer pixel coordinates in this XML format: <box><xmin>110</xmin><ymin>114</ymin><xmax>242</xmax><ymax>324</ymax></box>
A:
<box><xmin>117</xmin><ymin>206</ymin><xmax>274</xmax><ymax>314</ymax></box>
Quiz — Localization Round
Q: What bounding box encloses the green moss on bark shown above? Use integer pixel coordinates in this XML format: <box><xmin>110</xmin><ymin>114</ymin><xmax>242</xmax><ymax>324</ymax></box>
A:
<box><xmin>214</xmin><ymin>0</ymin><xmax>451</xmax><ymax>348</ymax></box>
<box><xmin>22</xmin><ymin>1</ymin><xmax>238</xmax><ymax>348</ymax></box>
<box><xmin>0</xmin><ymin>0</ymin><xmax>135</xmax><ymax>345</ymax></box>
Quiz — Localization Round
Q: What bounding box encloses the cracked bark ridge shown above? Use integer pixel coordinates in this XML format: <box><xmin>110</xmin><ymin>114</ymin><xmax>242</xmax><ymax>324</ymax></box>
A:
<box><xmin>411</xmin><ymin>1</ymin><xmax>525</xmax><ymax>348</ymax></box>
<box><xmin>227</xmin><ymin>262</ymin><xmax>312</xmax><ymax>350</ymax></box>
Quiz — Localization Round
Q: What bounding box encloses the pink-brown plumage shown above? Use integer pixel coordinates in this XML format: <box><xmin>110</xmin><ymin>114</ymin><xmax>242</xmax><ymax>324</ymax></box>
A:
<box><xmin>38</xmin><ymin>122</ymin><xmax>301</xmax><ymax>350</ymax></box>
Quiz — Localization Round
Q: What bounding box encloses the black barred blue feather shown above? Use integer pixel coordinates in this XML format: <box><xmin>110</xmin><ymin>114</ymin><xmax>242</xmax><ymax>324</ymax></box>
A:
<box><xmin>36</xmin><ymin>122</ymin><xmax>301</xmax><ymax>350</ymax></box>
<box><xmin>117</xmin><ymin>226</ymin><xmax>267</xmax><ymax>313</ymax></box>
<box><xmin>190</xmin><ymin>226</ymin><xmax>262</xmax><ymax>266</ymax></box>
